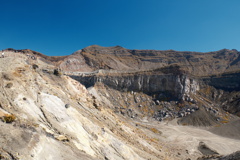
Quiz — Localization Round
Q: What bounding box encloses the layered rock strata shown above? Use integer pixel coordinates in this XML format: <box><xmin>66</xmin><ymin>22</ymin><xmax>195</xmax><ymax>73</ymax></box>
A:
<box><xmin>70</xmin><ymin>71</ymin><xmax>199</xmax><ymax>101</ymax></box>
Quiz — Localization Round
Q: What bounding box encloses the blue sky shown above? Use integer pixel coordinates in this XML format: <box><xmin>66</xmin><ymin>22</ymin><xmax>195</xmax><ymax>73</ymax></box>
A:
<box><xmin>1</xmin><ymin>0</ymin><xmax>240</xmax><ymax>56</ymax></box>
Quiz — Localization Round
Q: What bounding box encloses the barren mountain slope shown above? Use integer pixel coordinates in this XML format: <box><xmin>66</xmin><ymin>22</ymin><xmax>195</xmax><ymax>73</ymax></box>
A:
<box><xmin>1</xmin><ymin>48</ymin><xmax>240</xmax><ymax>160</ymax></box>
<box><xmin>0</xmin><ymin>51</ymin><xmax>200</xmax><ymax>159</ymax></box>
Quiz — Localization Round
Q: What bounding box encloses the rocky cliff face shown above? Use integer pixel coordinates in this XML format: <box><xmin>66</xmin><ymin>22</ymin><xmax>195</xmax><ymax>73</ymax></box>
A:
<box><xmin>70</xmin><ymin>71</ymin><xmax>199</xmax><ymax>101</ymax></box>
<box><xmin>62</xmin><ymin>45</ymin><xmax>240</xmax><ymax>116</ymax></box>
<box><xmin>201</xmin><ymin>72</ymin><xmax>240</xmax><ymax>91</ymax></box>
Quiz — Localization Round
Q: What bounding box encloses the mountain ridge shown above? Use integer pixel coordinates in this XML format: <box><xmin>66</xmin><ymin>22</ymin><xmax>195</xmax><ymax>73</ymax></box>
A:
<box><xmin>4</xmin><ymin>46</ymin><xmax>240</xmax><ymax>76</ymax></box>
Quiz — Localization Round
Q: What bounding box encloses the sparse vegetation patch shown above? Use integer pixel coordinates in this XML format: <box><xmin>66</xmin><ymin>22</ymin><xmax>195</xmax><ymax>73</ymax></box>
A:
<box><xmin>1</xmin><ymin>114</ymin><xmax>16</xmax><ymax>123</ymax></box>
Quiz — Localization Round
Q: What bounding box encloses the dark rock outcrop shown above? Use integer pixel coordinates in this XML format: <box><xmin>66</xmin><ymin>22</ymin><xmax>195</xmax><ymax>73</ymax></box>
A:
<box><xmin>201</xmin><ymin>72</ymin><xmax>240</xmax><ymax>91</ymax></box>
<box><xmin>219</xmin><ymin>151</ymin><xmax>240</xmax><ymax>160</ymax></box>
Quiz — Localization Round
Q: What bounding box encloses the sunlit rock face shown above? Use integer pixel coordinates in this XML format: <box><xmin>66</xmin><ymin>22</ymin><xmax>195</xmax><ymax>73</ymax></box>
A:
<box><xmin>71</xmin><ymin>72</ymin><xmax>199</xmax><ymax>101</ymax></box>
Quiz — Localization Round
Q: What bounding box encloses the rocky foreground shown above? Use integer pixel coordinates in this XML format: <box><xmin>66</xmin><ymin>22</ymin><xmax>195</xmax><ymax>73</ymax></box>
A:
<box><xmin>0</xmin><ymin>47</ymin><xmax>240</xmax><ymax>160</ymax></box>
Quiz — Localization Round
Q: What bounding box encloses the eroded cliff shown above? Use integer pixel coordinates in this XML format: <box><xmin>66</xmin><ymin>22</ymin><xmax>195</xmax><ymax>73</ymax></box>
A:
<box><xmin>70</xmin><ymin>69</ymin><xmax>199</xmax><ymax>101</ymax></box>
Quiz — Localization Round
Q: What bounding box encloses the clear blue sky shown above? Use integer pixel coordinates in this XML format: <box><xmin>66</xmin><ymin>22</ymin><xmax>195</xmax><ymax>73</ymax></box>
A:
<box><xmin>1</xmin><ymin>0</ymin><xmax>240</xmax><ymax>56</ymax></box>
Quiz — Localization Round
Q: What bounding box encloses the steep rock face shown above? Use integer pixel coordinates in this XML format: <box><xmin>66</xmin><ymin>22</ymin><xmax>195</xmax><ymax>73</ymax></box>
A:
<box><xmin>70</xmin><ymin>72</ymin><xmax>199</xmax><ymax>100</ymax></box>
<box><xmin>201</xmin><ymin>72</ymin><xmax>240</xmax><ymax>91</ymax></box>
